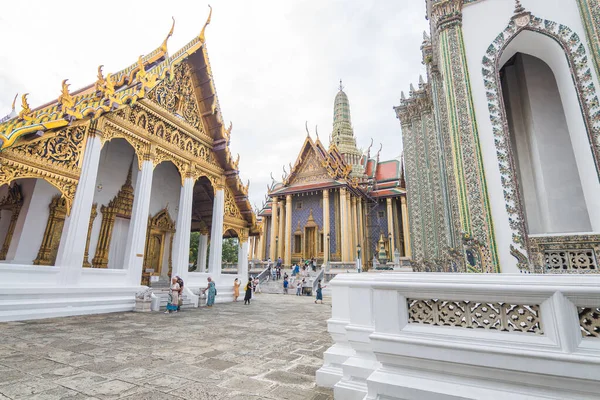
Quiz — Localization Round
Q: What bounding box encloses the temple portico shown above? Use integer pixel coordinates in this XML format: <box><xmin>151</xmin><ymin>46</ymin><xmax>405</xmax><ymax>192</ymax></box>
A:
<box><xmin>0</xmin><ymin>10</ymin><xmax>259</xmax><ymax>322</ymax></box>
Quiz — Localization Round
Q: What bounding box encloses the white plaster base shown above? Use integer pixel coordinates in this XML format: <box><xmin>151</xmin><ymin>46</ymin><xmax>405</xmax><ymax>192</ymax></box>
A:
<box><xmin>0</xmin><ymin>286</ymin><xmax>140</xmax><ymax>322</ymax></box>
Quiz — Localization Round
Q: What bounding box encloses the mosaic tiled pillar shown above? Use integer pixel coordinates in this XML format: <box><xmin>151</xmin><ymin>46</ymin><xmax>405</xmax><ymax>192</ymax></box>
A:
<box><xmin>400</xmin><ymin>196</ymin><xmax>411</xmax><ymax>258</ymax></box>
<box><xmin>577</xmin><ymin>0</ymin><xmax>600</xmax><ymax>83</ymax></box>
<box><xmin>323</xmin><ymin>190</ymin><xmax>330</xmax><ymax>265</ymax></box>
<box><xmin>269</xmin><ymin>197</ymin><xmax>278</xmax><ymax>260</ymax></box>
<box><xmin>340</xmin><ymin>188</ymin><xmax>349</xmax><ymax>262</ymax></box>
<box><xmin>386</xmin><ymin>198</ymin><xmax>395</xmax><ymax>254</ymax></box>
<box><xmin>433</xmin><ymin>0</ymin><xmax>498</xmax><ymax>272</ymax></box>
<box><xmin>284</xmin><ymin>194</ymin><xmax>292</xmax><ymax>266</ymax></box>
<box><xmin>277</xmin><ymin>200</ymin><xmax>285</xmax><ymax>261</ymax></box>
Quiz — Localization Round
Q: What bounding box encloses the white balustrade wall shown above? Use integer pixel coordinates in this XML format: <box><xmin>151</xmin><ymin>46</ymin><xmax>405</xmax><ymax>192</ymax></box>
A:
<box><xmin>317</xmin><ymin>273</ymin><xmax>600</xmax><ymax>400</ymax></box>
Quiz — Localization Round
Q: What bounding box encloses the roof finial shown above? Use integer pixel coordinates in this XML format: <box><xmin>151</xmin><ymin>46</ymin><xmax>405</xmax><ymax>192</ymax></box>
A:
<box><xmin>315</xmin><ymin>125</ymin><xmax>319</xmax><ymax>139</ymax></box>
<box><xmin>339</xmin><ymin>79</ymin><xmax>344</xmax><ymax>91</ymax></box>
<box><xmin>199</xmin><ymin>5</ymin><xmax>213</xmax><ymax>43</ymax></box>
<box><xmin>305</xmin><ymin>121</ymin><xmax>310</xmax><ymax>137</ymax></box>
<box><xmin>514</xmin><ymin>0</ymin><xmax>525</xmax><ymax>13</ymax></box>
<box><xmin>11</xmin><ymin>93</ymin><xmax>18</xmax><ymax>111</ymax></box>
<box><xmin>161</xmin><ymin>17</ymin><xmax>176</xmax><ymax>53</ymax></box>
<box><xmin>401</xmin><ymin>91</ymin><xmax>406</xmax><ymax>100</ymax></box>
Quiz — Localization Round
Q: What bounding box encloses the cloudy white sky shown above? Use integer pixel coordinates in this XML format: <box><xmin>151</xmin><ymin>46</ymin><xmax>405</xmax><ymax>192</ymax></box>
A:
<box><xmin>0</xmin><ymin>0</ymin><xmax>428</xmax><ymax>209</ymax></box>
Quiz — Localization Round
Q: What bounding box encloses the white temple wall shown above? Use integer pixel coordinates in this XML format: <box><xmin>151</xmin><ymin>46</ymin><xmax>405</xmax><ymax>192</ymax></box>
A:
<box><xmin>89</xmin><ymin>139</ymin><xmax>139</xmax><ymax>264</ymax></box>
<box><xmin>8</xmin><ymin>179</ymin><xmax>59</xmax><ymax>264</ymax></box>
<box><xmin>148</xmin><ymin>162</ymin><xmax>181</xmax><ymax>218</ymax></box>
<box><xmin>462</xmin><ymin>0</ymin><xmax>600</xmax><ymax>272</ymax></box>
<box><xmin>107</xmin><ymin>218</ymin><xmax>130</xmax><ymax>269</ymax></box>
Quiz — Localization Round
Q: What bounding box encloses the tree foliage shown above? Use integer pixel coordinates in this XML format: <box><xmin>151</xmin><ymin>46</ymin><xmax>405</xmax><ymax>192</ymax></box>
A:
<box><xmin>188</xmin><ymin>232</ymin><xmax>238</xmax><ymax>265</ymax></box>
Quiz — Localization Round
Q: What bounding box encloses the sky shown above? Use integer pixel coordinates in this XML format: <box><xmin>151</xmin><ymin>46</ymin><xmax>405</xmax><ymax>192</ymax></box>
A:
<box><xmin>0</xmin><ymin>0</ymin><xmax>428</xmax><ymax>210</ymax></box>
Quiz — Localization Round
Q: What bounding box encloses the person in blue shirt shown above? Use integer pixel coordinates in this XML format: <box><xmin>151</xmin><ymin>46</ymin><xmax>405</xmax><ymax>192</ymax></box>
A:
<box><xmin>283</xmin><ymin>277</ymin><xmax>289</xmax><ymax>294</ymax></box>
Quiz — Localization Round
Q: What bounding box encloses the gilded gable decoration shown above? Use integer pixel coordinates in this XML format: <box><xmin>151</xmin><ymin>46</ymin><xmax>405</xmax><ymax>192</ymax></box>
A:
<box><xmin>225</xmin><ymin>187</ymin><xmax>243</xmax><ymax>219</ymax></box>
<box><xmin>146</xmin><ymin>62</ymin><xmax>202</xmax><ymax>130</ymax></box>
<box><xmin>0</xmin><ymin>125</ymin><xmax>88</xmax><ymax>214</ymax></box>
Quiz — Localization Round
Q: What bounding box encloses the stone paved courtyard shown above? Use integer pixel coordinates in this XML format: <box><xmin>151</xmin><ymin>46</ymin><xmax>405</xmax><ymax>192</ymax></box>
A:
<box><xmin>0</xmin><ymin>294</ymin><xmax>333</xmax><ymax>400</ymax></box>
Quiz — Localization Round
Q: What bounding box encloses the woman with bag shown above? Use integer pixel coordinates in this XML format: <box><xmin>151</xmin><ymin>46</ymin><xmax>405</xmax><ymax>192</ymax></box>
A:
<box><xmin>244</xmin><ymin>277</ymin><xmax>253</xmax><ymax>305</ymax></box>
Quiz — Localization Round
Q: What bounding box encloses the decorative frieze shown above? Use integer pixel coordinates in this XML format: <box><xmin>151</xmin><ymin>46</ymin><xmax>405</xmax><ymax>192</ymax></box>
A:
<box><xmin>408</xmin><ymin>298</ymin><xmax>543</xmax><ymax>334</ymax></box>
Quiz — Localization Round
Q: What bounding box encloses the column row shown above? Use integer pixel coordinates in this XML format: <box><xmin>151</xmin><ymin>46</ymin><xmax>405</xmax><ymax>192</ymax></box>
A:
<box><xmin>55</xmin><ymin>131</ymin><xmax>233</xmax><ymax>287</ymax></box>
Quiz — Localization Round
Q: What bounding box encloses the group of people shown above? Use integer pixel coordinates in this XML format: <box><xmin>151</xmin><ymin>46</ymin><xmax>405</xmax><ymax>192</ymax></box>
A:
<box><xmin>165</xmin><ymin>276</ymin><xmax>217</xmax><ymax>314</ymax></box>
<box><xmin>232</xmin><ymin>276</ymin><xmax>261</xmax><ymax>305</ymax></box>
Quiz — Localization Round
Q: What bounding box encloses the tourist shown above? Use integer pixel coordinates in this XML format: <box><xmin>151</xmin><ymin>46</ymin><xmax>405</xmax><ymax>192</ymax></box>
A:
<box><xmin>244</xmin><ymin>277</ymin><xmax>253</xmax><ymax>305</ymax></box>
<box><xmin>315</xmin><ymin>279</ymin><xmax>325</xmax><ymax>304</ymax></box>
<box><xmin>203</xmin><ymin>277</ymin><xmax>216</xmax><ymax>307</ymax></box>
<box><xmin>283</xmin><ymin>277</ymin><xmax>289</xmax><ymax>294</ymax></box>
<box><xmin>300</xmin><ymin>278</ymin><xmax>306</xmax><ymax>296</ymax></box>
<box><xmin>311</xmin><ymin>257</ymin><xmax>317</xmax><ymax>272</ymax></box>
<box><xmin>292</xmin><ymin>263</ymin><xmax>299</xmax><ymax>276</ymax></box>
<box><xmin>295</xmin><ymin>280</ymin><xmax>302</xmax><ymax>296</ymax></box>
<box><xmin>175</xmin><ymin>275</ymin><xmax>184</xmax><ymax>311</ymax></box>
<box><xmin>233</xmin><ymin>278</ymin><xmax>240</xmax><ymax>302</ymax></box>
<box><xmin>165</xmin><ymin>277</ymin><xmax>180</xmax><ymax>314</ymax></box>
<box><xmin>254</xmin><ymin>276</ymin><xmax>261</xmax><ymax>293</ymax></box>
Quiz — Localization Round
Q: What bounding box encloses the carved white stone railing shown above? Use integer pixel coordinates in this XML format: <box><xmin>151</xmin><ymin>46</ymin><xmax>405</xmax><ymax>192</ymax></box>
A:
<box><xmin>317</xmin><ymin>273</ymin><xmax>600</xmax><ymax>400</ymax></box>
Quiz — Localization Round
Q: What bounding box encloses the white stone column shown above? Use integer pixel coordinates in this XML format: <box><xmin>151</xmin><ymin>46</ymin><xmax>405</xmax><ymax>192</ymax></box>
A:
<box><xmin>238</xmin><ymin>237</ymin><xmax>249</xmax><ymax>279</ymax></box>
<box><xmin>56</xmin><ymin>134</ymin><xmax>103</xmax><ymax>286</ymax></box>
<box><xmin>124</xmin><ymin>160</ymin><xmax>154</xmax><ymax>286</ymax></box>
<box><xmin>171</xmin><ymin>177</ymin><xmax>194</xmax><ymax>281</ymax></box>
<box><xmin>208</xmin><ymin>186</ymin><xmax>225</xmax><ymax>275</ymax></box>
<box><xmin>198</xmin><ymin>233</ymin><xmax>208</xmax><ymax>272</ymax></box>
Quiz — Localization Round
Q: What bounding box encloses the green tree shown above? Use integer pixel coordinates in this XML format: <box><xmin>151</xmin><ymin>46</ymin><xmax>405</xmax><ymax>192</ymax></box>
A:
<box><xmin>189</xmin><ymin>231</ymin><xmax>200</xmax><ymax>265</ymax></box>
<box><xmin>222</xmin><ymin>238</ymin><xmax>239</xmax><ymax>263</ymax></box>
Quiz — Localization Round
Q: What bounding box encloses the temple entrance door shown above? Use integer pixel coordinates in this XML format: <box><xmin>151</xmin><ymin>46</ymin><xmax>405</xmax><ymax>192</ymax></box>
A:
<box><xmin>142</xmin><ymin>208</ymin><xmax>175</xmax><ymax>286</ymax></box>
<box><xmin>304</xmin><ymin>227</ymin><xmax>316</xmax><ymax>259</ymax></box>
<box><xmin>149</xmin><ymin>231</ymin><xmax>165</xmax><ymax>274</ymax></box>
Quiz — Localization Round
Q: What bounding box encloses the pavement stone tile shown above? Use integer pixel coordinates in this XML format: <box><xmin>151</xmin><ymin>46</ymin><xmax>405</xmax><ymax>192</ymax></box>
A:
<box><xmin>0</xmin><ymin>294</ymin><xmax>332</xmax><ymax>400</ymax></box>
<box><xmin>219</xmin><ymin>375</ymin><xmax>274</xmax><ymax>393</ymax></box>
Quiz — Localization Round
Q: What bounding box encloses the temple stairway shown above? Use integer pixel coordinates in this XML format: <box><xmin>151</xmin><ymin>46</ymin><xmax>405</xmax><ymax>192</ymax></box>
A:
<box><xmin>258</xmin><ymin>268</ymin><xmax>319</xmax><ymax>295</ymax></box>
<box><xmin>149</xmin><ymin>277</ymin><xmax>194</xmax><ymax>310</ymax></box>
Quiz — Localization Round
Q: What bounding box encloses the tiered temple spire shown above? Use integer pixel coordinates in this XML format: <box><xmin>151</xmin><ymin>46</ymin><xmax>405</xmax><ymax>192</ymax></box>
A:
<box><xmin>331</xmin><ymin>81</ymin><xmax>364</xmax><ymax>177</ymax></box>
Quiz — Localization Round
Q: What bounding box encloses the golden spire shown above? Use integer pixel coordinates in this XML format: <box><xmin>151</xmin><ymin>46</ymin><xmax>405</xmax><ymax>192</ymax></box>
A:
<box><xmin>11</xmin><ymin>93</ymin><xmax>17</xmax><ymax>111</ymax></box>
<box><xmin>160</xmin><ymin>17</ymin><xmax>176</xmax><ymax>53</ymax></box>
<box><xmin>58</xmin><ymin>79</ymin><xmax>75</xmax><ymax>110</ymax></box>
<box><xmin>125</xmin><ymin>157</ymin><xmax>134</xmax><ymax>187</ymax></box>
<box><xmin>18</xmin><ymin>93</ymin><xmax>32</xmax><ymax>121</ymax></box>
<box><xmin>199</xmin><ymin>5</ymin><xmax>213</xmax><ymax>43</ymax></box>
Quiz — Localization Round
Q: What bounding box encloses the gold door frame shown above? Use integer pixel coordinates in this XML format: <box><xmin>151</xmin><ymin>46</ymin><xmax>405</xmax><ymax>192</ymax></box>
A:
<box><xmin>142</xmin><ymin>208</ymin><xmax>175</xmax><ymax>285</ymax></box>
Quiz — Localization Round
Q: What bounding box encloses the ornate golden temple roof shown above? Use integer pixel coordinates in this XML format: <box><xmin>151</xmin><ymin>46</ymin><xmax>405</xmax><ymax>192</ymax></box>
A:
<box><xmin>0</xmin><ymin>8</ymin><xmax>213</xmax><ymax>150</ymax></box>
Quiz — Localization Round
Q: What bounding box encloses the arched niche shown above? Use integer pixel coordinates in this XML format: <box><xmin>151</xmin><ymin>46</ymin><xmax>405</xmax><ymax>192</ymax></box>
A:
<box><xmin>481</xmin><ymin>13</ymin><xmax>600</xmax><ymax>271</ymax></box>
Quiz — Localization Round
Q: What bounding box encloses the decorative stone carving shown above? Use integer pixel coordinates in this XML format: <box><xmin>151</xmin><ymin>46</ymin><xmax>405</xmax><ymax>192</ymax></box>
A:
<box><xmin>408</xmin><ymin>298</ymin><xmax>543</xmax><ymax>334</ymax></box>
<box><xmin>579</xmin><ymin>307</ymin><xmax>600</xmax><ymax>338</ymax></box>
